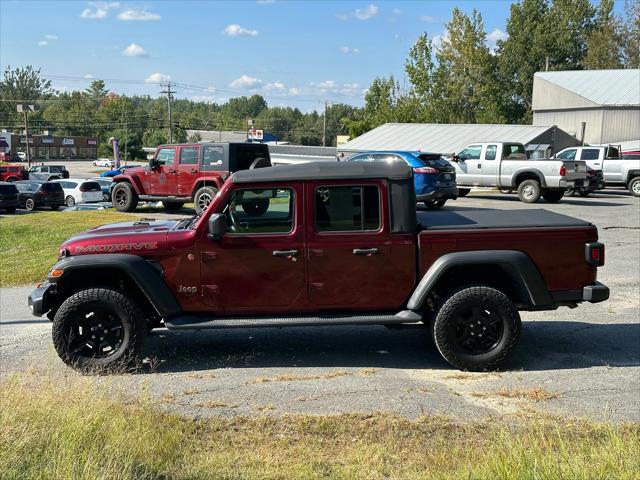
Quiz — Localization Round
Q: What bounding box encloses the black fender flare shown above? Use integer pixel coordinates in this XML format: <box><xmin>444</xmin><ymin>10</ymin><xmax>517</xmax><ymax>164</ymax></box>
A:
<box><xmin>49</xmin><ymin>254</ymin><xmax>182</xmax><ymax>317</ymax></box>
<box><xmin>512</xmin><ymin>168</ymin><xmax>547</xmax><ymax>188</ymax></box>
<box><xmin>407</xmin><ymin>250</ymin><xmax>552</xmax><ymax>310</ymax></box>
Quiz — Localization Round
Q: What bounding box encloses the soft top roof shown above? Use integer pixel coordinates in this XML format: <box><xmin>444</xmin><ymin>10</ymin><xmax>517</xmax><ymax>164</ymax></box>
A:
<box><xmin>232</xmin><ymin>161</ymin><xmax>412</xmax><ymax>184</ymax></box>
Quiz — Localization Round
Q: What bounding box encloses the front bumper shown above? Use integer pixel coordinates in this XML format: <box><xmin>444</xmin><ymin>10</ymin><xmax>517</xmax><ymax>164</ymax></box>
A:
<box><xmin>28</xmin><ymin>282</ymin><xmax>54</xmax><ymax>317</ymax></box>
<box><xmin>416</xmin><ymin>186</ymin><xmax>458</xmax><ymax>202</ymax></box>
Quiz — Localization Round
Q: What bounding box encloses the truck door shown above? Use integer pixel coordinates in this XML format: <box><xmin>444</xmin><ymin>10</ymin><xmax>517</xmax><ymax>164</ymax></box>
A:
<box><xmin>480</xmin><ymin>144</ymin><xmax>499</xmax><ymax>185</ymax></box>
<box><xmin>200</xmin><ymin>183</ymin><xmax>306</xmax><ymax>313</ymax></box>
<box><xmin>579</xmin><ymin>148</ymin><xmax>602</xmax><ymax>170</ymax></box>
<box><xmin>305</xmin><ymin>181</ymin><xmax>415</xmax><ymax>310</ymax></box>
<box><xmin>455</xmin><ymin>145</ymin><xmax>483</xmax><ymax>185</ymax></box>
<box><xmin>176</xmin><ymin>145</ymin><xmax>201</xmax><ymax>196</ymax></box>
<box><xmin>142</xmin><ymin>146</ymin><xmax>179</xmax><ymax>195</ymax></box>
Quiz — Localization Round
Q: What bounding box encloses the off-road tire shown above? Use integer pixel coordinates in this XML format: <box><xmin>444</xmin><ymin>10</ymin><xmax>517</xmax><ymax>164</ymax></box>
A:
<box><xmin>242</xmin><ymin>198</ymin><xmax>270</xmax><ymax>216</ymax></box>
<box><xmin>542</xmin><ymin>189</ymin><xmax>564</xmax><ymax>203</ymax></box>
<box><xmin>112</xmin><ymin>182</ymin><xmax>139</xmax><ymax>212</ymax></box>
<box><xmin>517</xmin><ymin>179</ymin><xmax>541</xmax><ymax>203</ymax></box>
<box><xmin>162</xmin><ymin>201</ymin><xmax>185</xmax><ymax>211</ymax></box>
<box><xmin>65</xmin><ymin>196</ymin><xmax>75</xmax><ymax>207</ymax></box>
<box><xmin>432</xmin><ymin>286</ymin><xmax>521</xmax><ymax>371</ymax></box>
<box><xmin>194</xmin><ymin>186</ymin><xmax>218</xmax><ymax>214</ymax></box>
<box><xmin>25</xmin><ymin>198</ymin><xmax>35</xmax><ymax>211</ymax></box>
<box><xmin>52</xmin><ymin>288</ymin><xmax>146</xmax><ymax>373</ymax></box>
<box><xmin>628</xmin><ymin>176</ymin><xmax>640</xmax><ymax>197</ymax></box>
<box><xmin>424</xmin><ymin>199</ymin><xmax>447</xmax><ymax>210</ymax></box>
<box><xmin>457</xmin><ymin>188</ymin><xmax>471</xmax><ymax>197</ymax></box>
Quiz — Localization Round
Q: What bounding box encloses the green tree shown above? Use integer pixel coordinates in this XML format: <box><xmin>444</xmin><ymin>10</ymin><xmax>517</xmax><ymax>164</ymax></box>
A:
<box><xmin>622</xmin><ymin>0</ymin><xmax>640</xmax><ymax>67</ymax></box>
<box><xmin>584</xmin><ymin>0</ymin><xmax>623</xmax><ymax>68</ymax></box>
<box><xmin>0</xmin><ymin>65</ymin><xmax>55</xmax><ymax>132</ymax></box>
<box><xmin>405</xmin><ymin>33</ymin><xmax>436</xmax><ymax>121</ymax></box>
<box><xmin>85</xmin><ymin>80</ymin><xmax>108</xmax><ymax>99</ymax></box>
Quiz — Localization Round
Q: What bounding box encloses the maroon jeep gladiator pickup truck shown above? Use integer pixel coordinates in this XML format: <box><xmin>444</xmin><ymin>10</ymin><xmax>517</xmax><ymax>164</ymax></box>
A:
<box><xmin>29</xmin><ymin>161</ymin><xmax>609</xmax><ymax>372</ymax></box>
<box><xmin>111</xmin><ymin>141</ymin><xmax>271</xmax><ymax>214</ymax></box>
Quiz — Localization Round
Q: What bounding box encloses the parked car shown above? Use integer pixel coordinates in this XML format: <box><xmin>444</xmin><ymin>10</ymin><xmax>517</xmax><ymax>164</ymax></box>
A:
<box><xmin>0</xmin><ymin>152</ymin><xmax>12</xmax><ymax>162</ymax></box>
<box><xmin>14</xmin><ymin>180</ymin><xmax>65</xmax><ymax>211</ymax></box>
<box><xmin>92</xmin><ymin>158</ymin><xmax>115</xmax><ymax>168</ymax></box>
<box><xmin>90</xmin><ymin>177</ymin><xmax>113</xmax><ymax>202</ymax></box>
<box><xmin>99</xmin><ymin>165</ymin><xmax>141</xmax><ymax>178</ymax></box>
<box><xmin>0</xmin><ymin>164</ymin><xmax>28</xmax><ymax>182</ymax></box>
<box><xmin>0</xmin><ymin>182</ymin><xmax>20</xmax><ymax>213</ymax></box>
<box><xmin>51</xmin><ymin>178</ymin><xmax>103</xmax><ymax>207</ymax></box>
<box><xmin>28</xmin><ymin>164</ymin><xmax>70</xmax><ymax>181</ymax></box>
<box><xmin>344</xmin><ymin>151</ymin><xmax>457</xmax><ymax>209</ymax></box>
<box><xmin>450</xmin><ymin>142</ymin><xmax>587</xmax><ymax>203</ymax></box>
<box><xmin>111</xmin><ymin>142</ymin><xmax>271</xmax><ymax>214</ymax></box>
<box><xmin>554</xmin><ymin>145</ymin><xmax>640</xmax><ymax>197</ymax></box>
<box><xmin>566</xmin><ymin>167</ymin><xmax>605</xmax><ymax>197</ymax></box>
<box><xmin>29</xmin><ymin>161</ymin><xmax>609</xmax><ymax>373</ymax></box>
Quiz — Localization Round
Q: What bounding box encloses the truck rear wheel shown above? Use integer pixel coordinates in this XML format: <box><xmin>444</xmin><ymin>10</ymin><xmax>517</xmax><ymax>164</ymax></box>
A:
<box><xmin>431</xmin><ymin>286</ymin><xmax>521</xmax><ymax>371</ymax></box>
<box><xmin>52</xmin><ymin>288</ymin><xmax>147</xmax><ymax>373</ymax></box>
<box><xmin>112</xmin><ymin>182</ymin><xmax>138</xmax><ymax>212</ymax></box>
<box><xmin>242</xmin><ymin>198</ymin><xmax>270</xmax><ymax>216</ymax></box>
<box><xmin>629</xmin><ymin>176</ymin><xmax>640</xmax><ymax>197</ymax></box>
<box><xmin>162</xmin><ymin>201</ymin><xmax>184</xmax><ymax>211</ymax></box>
<box><xmin>457</xmin><ymin>188</ymin><xmax>471</xmax><ymax>197</ymax></box>
<box><xmin>517</xmin><ymin>179</ymin><xmax>541</xmax><ymax>203</ymax></box>
<box><xmin>542</xmin><ymin>189</ymin><xmax>564</xmax><ymax>203</ymax></box>
<box><xmin>194</xmin><ymin>186</ymin><xmax>218</xmax><ymax>214</ymax></box>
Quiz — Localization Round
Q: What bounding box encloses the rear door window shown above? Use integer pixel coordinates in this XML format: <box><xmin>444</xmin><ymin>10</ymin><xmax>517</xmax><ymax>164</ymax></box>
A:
<box><xmin>580</xmin><ymin>149</ymin><xmax>600</xmax><ymax>161</ymax></box>
<box><xmin>485</xmin><ymin>145</ymin><xmax>497</xmax><ymax>160</ymax></box>
<box><xmin>179</xmin><ymin>146</ymin><xmax>199</xmax><ymax>165</ymax></box>
<box><xmin>315</xmin><ymin>185</ymin><xmax>380</xmax><ymax>232</ymax></box>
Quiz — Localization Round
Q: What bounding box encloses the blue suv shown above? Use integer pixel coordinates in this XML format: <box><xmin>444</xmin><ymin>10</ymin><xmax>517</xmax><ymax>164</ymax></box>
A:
<box><xmin>345</xmin><ymin>151</ymin><xmax>458</xmax><ymax>209</ymax></box>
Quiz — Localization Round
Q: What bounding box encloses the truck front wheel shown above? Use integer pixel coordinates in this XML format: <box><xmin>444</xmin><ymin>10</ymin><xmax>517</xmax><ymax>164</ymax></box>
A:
<box><xmin>112</xmin><ymin>183</ymin><xmax>139</xmax><ymax>212</ymax></box>
<box><xmin>194</xmin><ymin>186</ymin><xmax>218</xmax><ymax>214</ymax></box>
<box><xmin>457</xmin><ymin>188</ymin><xmax>471</xmax><ymax>197</ymax></box>
<box><xmin>51</xmin><ymin>288</ymin><xmax>147</xmax><ymax>373</ymax></box>
<box><xmin>542</xmin><ymin>189</ymin><xmax>564</xmax><ymax>203</ymax></box>
<box><xmin>432</xmin><ymin>286</ymin><xmax>521</xmax><ymax>371</ymax></box>
<box><xmin>628</xmin><ymin>176</ymin><xmax>640</xmax><ymax>197</ymax></box>
<box><xmin>517</xmin><ymin>179</ymin><xmax>541</xmax><ymax>203</ymax></box>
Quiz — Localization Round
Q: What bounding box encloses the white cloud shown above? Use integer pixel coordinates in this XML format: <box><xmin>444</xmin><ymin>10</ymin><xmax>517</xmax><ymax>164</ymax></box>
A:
<box><xmin>316</xmin><ymin>80</ymin><xmax>336</xmax><ymax>89</ymax></box>
<box><xmin>145</xmin><ymin>72</ymin><xmax>170</xmax><ymax>83</ymax></box>
<box><xmin>117</xmin><ymin>9</ymin><xmax>161</xmax><ymax>21</ymax></box>
<box><xmin>420</xmin><ymin>15</ymin><xmax>438</xmax><ymax>23</ymax></box>
<box><xmin>223</xmin><ymin>24</ymin><xmax>258</xmax><ymax>37</ymax></box>
<box><xmin>288</xmin><ymin>87</ymin><xmax>300</xmax><ymax>95</ymax></box>
<box><xmin>122</xmin><ymin>43</ymin><xmax>147</xmax><ymax>57</ymax></box>
<box><xmin>44</xmin><ymin>34</ymin><xmax>58</xmax><ymax>40</ymax></box>
<box><xmin>84</xmin><ymin>74</ymin><xmax>94</xmax><ymax>79</ymax></box>
<box><xmin>80</xmin><ymin>1</ymin><xmax>120</xmax><ymax>19</ymax></box>
<box><xmin>38</xmin><ymin>40</ymin><xmax>49</xmax><ymax>47</ymax></box>
<box><xmin>339</xmin><ymin>46</ymin><xmax>359</xmax><ymax>54</ymax></box>
<box><xmin>355</xmin><ymin>4</ymin><xmax>378</xmax><ymax>20</ymax></box>
<box><xmin>308</xmin><ymin>80</ymin><xmax>363</xmax><ymax>97</ymax></box>
<box><xmin>230</xmin><ymin>75</ymin><xmax>262</xmax><ymax>88</ymax></box>
<box><xmin>264</xmin><ymin>81</ymin><xmax>286</xmax><ymax>91</ymax></box>
<box><xmin>487</xmin><ymin>28</ymin><xmax>508</xmax><ymax>53</ymax></box>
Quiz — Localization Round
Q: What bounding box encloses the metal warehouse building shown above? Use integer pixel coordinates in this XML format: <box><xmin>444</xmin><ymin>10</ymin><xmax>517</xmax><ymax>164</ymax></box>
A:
<box><xmin>337</xmin><ymin>123</ymin><xmax>578</xmax><ymax>157</ymax></box>
<box><xmin>532</xmin><ymin>69</ymin><xmax>640</xmax><ymax>145</ymax></box>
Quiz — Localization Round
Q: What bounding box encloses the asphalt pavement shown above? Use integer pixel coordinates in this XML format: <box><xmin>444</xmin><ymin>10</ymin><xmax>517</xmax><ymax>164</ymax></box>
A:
<box><xmin>1</xmin><ymin>187</ymin><xmax>638</xmax><ymax>421</ymax></box>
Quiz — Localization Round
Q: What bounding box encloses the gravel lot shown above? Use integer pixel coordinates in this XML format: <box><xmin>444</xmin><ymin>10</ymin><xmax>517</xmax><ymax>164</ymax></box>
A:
<box><xmin>1</xmin><ymin>183</ymin><xmax>638</xmax><ymax>421</ymax></box>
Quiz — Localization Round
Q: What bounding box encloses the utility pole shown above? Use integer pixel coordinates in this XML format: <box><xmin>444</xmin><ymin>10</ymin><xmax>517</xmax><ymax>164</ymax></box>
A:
<box><xmin>160</xmin><ymin>81</ymin><xmax>176</xmax><ymax>144</ymax></box>
<box><xmin>17</xmin><ymin>104</ymin><xmax>35</xmax><ymax>168</ymax></box>
<box><xmin>322</xmin><ymin>100</ymin><xmax>327</xmax><ymax>147</ymax></box>
<box><xmin>124</xmin><ymin>121</ymin><xmax>128</xmax><ymax>163</ymax></box>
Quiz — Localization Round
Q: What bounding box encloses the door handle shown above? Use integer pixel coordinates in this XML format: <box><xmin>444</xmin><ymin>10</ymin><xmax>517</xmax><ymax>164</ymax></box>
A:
<box><xmin>190</xmin><ymin>169</ymin><xmax>198</xmax><ymax>173</ymax></box>
<box><xmin>353</xmin><ymin>248</ymin><xmax>379</xmax><ymax>256</ymax></box>
<box><xmin>477</xmin><ymin>163</ymin><xmax>482</xmax><ymax>168</ymax></box>
<box><xmin>168</xmin><ymin>169</ymin><xmax>177</xmax><ymax>174</ymax></box>
<box><xmin>273</xmin><ymin>249</ymin><xmax>299</xmax><ymax>258</ymax></box>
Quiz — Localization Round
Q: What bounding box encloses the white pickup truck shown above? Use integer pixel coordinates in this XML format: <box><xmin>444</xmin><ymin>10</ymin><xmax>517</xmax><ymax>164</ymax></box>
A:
<box><xmin>450</xmin><ymin>142</ymin><xmax>587</xmax><ymax>203</ymax></box>
<box><xmin>554</xmin><ymin>146</ymin><xmax>640</xmax><ymax>197</ymax></box>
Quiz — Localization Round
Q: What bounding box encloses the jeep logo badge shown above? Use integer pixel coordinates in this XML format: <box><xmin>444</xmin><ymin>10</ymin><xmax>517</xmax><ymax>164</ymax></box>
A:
<box><xmin>178</xmin><ymin>285</ymin><xmax>197</xmax><ymax>294</ymax></box>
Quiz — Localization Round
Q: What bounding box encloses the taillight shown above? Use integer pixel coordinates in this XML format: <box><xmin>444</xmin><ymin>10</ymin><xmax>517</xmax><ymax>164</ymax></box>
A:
<box><xmin>413</xmin><ymin>167</ymin><xmax>438</xmax><ymax>174</ymax></box>
<box><xmin>79</xmin><ymin>185</ymin><xmax>87</xmax><ymax>192</ymax></box>
<box><xmin>559</xmin><ymin>165</ymin><xmax>567</xmax><ymax>176</ymax></box>
<box><xmin>585</xmin><ymin>242</ymin><xmax>605</xmax><ymax>267</ymax></box>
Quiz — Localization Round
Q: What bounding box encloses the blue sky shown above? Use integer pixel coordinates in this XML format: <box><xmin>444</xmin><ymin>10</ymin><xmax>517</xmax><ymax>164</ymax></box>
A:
<box><xmin>0</xmin><ymin>1</ymin><xmax>623</xmax><ymax>112</ymax></box>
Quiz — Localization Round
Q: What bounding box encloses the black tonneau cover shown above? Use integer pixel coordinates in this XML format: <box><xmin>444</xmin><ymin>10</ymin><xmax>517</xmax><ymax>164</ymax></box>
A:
<box><xmin>419</xmin><ymin>209</ymin><xmax>591</xmax><ymax>231</ymax></box>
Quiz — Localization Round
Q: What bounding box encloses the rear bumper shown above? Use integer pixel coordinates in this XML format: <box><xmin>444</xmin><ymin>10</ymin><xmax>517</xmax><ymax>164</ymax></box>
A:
<box><xmin>1</xmin><ymin>199</ymin><xmax>19</xmax><ymax>208</ymax></box>
<box><xmin>28</xmin><ymin>283</ymin><xmax>54</xmax><ymax>317</ymax></box>
<box><xmin>416</xmin><ymin>186</ymin><xmax>458</xmax><ymax>202</ymax></box>
<box><xmin>550</xmin><ymin>281</ymin><xmax>610</xmax><ymax>304</ymax></box>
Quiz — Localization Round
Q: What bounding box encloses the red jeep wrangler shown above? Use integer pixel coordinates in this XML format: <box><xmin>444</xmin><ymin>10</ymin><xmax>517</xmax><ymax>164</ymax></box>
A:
<box><xmin>111</xmin><ymin>142</ymin><xmax>271</xmax><ymax>214</ymax></box>
<box><xmin>29</xmin><ymin>162</ymin><xmax>609</xmax><ymax>372</ymax></box>
<box><xmin>0</xmin><ymin>164</ymin><xmax>28</xmax><ymax>182</ymax></box>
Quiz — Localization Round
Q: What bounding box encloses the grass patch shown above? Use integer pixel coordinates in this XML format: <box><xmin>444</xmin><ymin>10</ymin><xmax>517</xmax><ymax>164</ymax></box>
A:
<box><xmin>1</xmin><ymin>376</ymin><xmax>638</xmax><ymax>480</ymax></box>
<box><xmin>472</xmin><ymin>387</ymin><xmax>560</xmax><ymax>402</ymax></box>
<box><xmin>0</xmin><ymin>210</ymin><xmax>137</xmax><ymax>287</ymax></box>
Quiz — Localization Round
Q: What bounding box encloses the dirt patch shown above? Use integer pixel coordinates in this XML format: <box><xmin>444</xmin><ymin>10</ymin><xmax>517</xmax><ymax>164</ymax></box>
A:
<box><xmin>472</xmin><ymin>388</ymin><xmax>560</xmax><ymax>402</ymax></box>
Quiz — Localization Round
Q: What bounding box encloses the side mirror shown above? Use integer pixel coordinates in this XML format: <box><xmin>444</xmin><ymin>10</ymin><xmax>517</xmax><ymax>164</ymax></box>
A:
<box><xmin>451</xmin><ymin>155</ymin><xmax>460</xmax><ymax>163</ymax></box>
<box><xmin>149</xmin><ymin>157</ymin><xmax>159</xmax><ymax>169</ymax></box>
<box><xmin>207</xmin><ymin>213</ymin><xmax>227</xmax><ymax>241</ymax></box>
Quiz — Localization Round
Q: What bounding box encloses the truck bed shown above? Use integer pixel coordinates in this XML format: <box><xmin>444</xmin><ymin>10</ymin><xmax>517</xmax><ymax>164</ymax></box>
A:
<box><xmin>418</xmin><ymin>209</ymin><xmax>591</xmax><ymax>231</ymax></box>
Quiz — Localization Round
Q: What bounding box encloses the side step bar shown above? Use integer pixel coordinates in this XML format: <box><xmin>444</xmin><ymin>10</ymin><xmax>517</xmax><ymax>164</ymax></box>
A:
<box><xmin>164</xmin><ymin>310</ymin><xmax>422</xmax><ymax>330</ymax></box>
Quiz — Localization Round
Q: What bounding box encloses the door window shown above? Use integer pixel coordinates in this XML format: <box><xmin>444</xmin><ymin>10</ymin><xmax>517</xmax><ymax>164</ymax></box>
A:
<box><xmin>346</xmin><ymin>153</ymin><xmax>373</xmax><ymax>162</ymax></box>
<box><xmin>180</xmin><ymin>147</ymin><xmax>199</xmax><ymax>165</ymax></box>
<box><xmin>557</xmin><ymin>149</ymin><xmax>577</xmax><ymax>160</ymax></box>
<box><xmin>203</xmin><ymin>146</ymin><xmax>224</xmax><ymax>169</ymax></box>
<box><xmin>155</xmin><ymin>148</ymin><xmax>175</xmax><ymax>166</ymax></box>
<box><xmin>315</xmin><ymin>185</ymin><xmax>380</xmax><ymax>232</ymax></box>
<box><xmin>458</xmin><ymin>145</ymin><xmax>482</xmax><ymax>160</ymax></box>
<box><xmin>581</xmin><ymin>149</ymin><xmax>600</xmax><ymax>161</ymax></box>
<box><xmin>485</xmin><ymin>145</ymin><xmax>497</xmax><ymax>160</ymax></box>
<box><xmin>224</xmin><ymin>188</ymin><xmax>293</xmax><ymax>235</ymax></box>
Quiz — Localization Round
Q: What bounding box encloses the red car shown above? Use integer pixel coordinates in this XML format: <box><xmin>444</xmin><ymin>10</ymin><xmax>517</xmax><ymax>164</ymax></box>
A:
<box><xmin>29</xmin><ymin>161</ymin><xmax>609</xmax><ymax>372</ymax></box>
<box><xmin>0</xmin><ymin>164</ymin><xmax>28</xmax><ymax>182</ymax></box>
<box><xmin>111</xmin><ymin>142</ymin><xmax>271</xmax><ymax>214</ymax></box>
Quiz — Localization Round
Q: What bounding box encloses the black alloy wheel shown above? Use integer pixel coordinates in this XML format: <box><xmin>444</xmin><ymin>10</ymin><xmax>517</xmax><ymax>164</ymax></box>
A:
<box><xmin>450</xmin><ymin>305</ymin><xmax>504</xmax><ymax>355</ymax></box>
